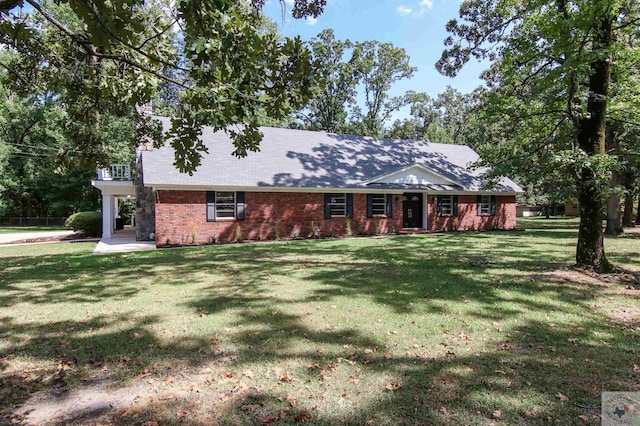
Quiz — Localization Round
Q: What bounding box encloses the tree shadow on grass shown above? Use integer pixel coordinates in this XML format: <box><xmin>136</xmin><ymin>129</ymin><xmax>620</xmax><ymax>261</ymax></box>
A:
<box><xmin>1</xmin><ymin>232</ymin><xmax>639</xmax><ymax>424</ymax></box>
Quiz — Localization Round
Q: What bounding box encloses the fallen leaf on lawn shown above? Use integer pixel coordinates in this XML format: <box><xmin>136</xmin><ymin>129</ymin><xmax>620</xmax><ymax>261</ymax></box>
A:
<box><xmin>263</xmin><ymin>412</ymin><xmax>285</xmax><ymax>424</ymax></box>
<box><xmin>492</xmin><ymin>410</ymin><xmax>502</xmax><ymax>419</ymax></box>
<box><xmin>143</xmin><ymin>421</ymin><xmax>158</xmax><ymax>426</ymax></box>
<box><xmin>383</xmin><ymin>353</ymin><xmax>393</xmax><ymax>359</ymax></box>
<box><xmin>210</xmin><ymin>334</ymin><xmax>219</xmax><ymax>344</ymax></box>
<box><xmin>241</xmin><ymin>404</ymin><xmax>260</xmax><ymax>411</ymax></box>
<box><xmin>495</xmin><ymin>370</ymin><xmax>506</xmax><ymax>375</ymax></box>
<box><xmin>347</xmin><ymin>376</ymin><xmax>359</xmax><ymax>384</ymax></box>
<box><xmin>163</xmin><ymin>376</ymin><xmax>175</xmax><ymax>385</ymax></box>
<box><xmin>121</xmin><ymin>409</ymin><xmax>132</xmax><ymax>418</ymax></box>
<box><xmin>556</xmin><ymin>392</ymin><xmax>569</xmax><ymax>401</ymax></box>
<box><xmin>364</xmin><ymin>348</ymin><xmax>373</xmax><ymax>354</ymax></box>
<box><xmin>280</xmin><ymin>372</ymin><xmax>294</xmax><ymax>382</ymax></box>
<box><xmin>223</xmin><ymin>371</ymin><xmax>234</xmax><ymax>379</ymax></box>
<box><xmin>385</xmin><ymin>382</ymin><xmax>401</xmax><ymax>391</ymax></box>
<box><xmin>133</xmin><ymin>332</ymin><xmax>144</xmax><ymax>339</ymax></box>
<box><xmin>439</xmin><ymin>406</ymin><xmax>448</xmax><ymax>414</ymax></box>
<box><xmin>243</xmin><ymin>369</ymin><xmax>255</xmax><ymax>378</ymax></box>
<box><xmin>526</xmin><ymin>408</ymin><xmax>539</xmax><ymax>417</ymax></box>
<box><xmin>578</xmin><ymin>415</ymin><xmax>589</xmax><ymax>422</ymax></box>
<box><xmin>287</xmin><ymin>395</ymin><xmax>297</xmax><ymax>408</ymax></box>
<box><xmin>176</xmin><ymin>411</ymin><xmax>188</xmax><ymax>418</ymax></box>
<box><xmin>294</xmin><ymin>411</ymin><xmax>312</xmax><ymax>422</ymax></box>
<box><xmin>634</xmin><ymin>364</ymin><xmax>640</xmax><ymax>372</ymax></box>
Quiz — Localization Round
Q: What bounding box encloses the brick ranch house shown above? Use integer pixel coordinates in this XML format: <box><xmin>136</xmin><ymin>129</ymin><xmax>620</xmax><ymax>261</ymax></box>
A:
<box><xmin>93</xmin><ymin>117</ymin><xmax>522</xmax><ymax>246</ymax></box>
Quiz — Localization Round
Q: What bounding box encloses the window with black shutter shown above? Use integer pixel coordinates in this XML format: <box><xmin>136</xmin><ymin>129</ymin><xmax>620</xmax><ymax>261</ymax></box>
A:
<box><xmin>206</xmin><ymin>191</ymin><xmax>245</xmax><ymax>221</ymax></box>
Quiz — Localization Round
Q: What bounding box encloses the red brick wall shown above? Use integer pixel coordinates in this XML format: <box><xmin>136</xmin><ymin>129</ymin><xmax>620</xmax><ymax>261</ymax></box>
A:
<box><xmin>154</xmin><ymin>191</ymin><xmax>517</xmax><ymax>245</ymax></box>
<box><xmin>427</xmin><ymin>195</ymin><xmax>517</xmax><ymax>232</ymax></box>
<box><xmin>155</xmin><ymin>191</ymin><xmax>404</xmax><ymax>245</ymax></box>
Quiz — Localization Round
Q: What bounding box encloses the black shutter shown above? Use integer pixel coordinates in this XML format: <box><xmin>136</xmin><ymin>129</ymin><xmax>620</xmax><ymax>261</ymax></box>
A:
<box><xmin>366</xmin><ymin>194</ymin><xmax>373</xmax><ymax>218</ymax></box>
<box><xmin>324</xmin><ymin>194</ymin><xmax>331</xmax><ymax>219</ymax></box>
<box><xmin>477</xmin><ymin>195</ymin><xmax>482</xmax><ymax>216</ymax></box>
<box><xmin>453</xmin><ymin>195</ymin><xmax>459</xmax><ymax>216</ymax></box>
<box><xmin>386</xmin><ymin>194</ymin><xmax>393</xmax><ymax>218</ymax></box>
<box><xmin>490</xmin><ymin>195</ymin><xmax>497</xmax><ymax>216</ymax></box>
<box><xmin>236</xmin><ymin>191</ymin><xmax>245</xmax><ymax>220</ymax></box>
<box><xmin>436</xmin><ymin>196</ymin><xmax>442</xmax><ymax>217</ymax></box>
<box><xmin>346</xmin><ymin>193</ymin><xmax>354</xmax><ymax>219</ymax></box>
<box><xmin>207</xmin><ymin>191</ymin><xmax>216</xmax><ymax>221</ymax></box>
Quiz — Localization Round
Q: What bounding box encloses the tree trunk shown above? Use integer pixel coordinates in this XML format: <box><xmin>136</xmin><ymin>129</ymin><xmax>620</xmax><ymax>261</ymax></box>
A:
<box><xmin>605</xmin><ymin>171</ymin><xmax>622</xmax><ymax>235</ymax></box>
<box><xmin>636</xmin><ymin>196</ymin><xmax>640</xmax><ymax>225</ymax></box>
<box><xmin>622</xmin><ymin>192</ymin><xmax>634</xmax><ymax>228</ymax></box>
<box><xmin>575</xmin><ymin>14</ymin><xmax>613</xmax><ymax>273</ymax></box>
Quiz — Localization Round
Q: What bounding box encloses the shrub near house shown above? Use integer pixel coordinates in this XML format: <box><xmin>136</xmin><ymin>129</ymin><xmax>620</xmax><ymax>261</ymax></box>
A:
<box><xmin>65</xmin><ymin>211</ymin><xmax>102</xmax><ymax>237</ymax></box>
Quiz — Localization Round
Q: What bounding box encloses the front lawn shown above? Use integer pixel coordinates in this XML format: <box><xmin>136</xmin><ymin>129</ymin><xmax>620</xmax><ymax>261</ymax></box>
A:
<box><xmin>0</xmin><ymin>221</ymin><xmax>638</xmax><ymax>425</ymax></box>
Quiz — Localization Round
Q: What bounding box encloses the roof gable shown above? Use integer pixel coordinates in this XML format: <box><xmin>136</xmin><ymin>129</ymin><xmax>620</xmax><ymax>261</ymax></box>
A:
<box><xmin>365</xmin><ymin>164</ymin><xmax>462</xmax><ymax>187</ymax></box>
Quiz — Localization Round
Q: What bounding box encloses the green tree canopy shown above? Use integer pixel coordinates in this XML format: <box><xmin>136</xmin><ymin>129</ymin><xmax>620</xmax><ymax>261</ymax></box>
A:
<box><xmin>0</xmin><ymin>0</ymin><xmax>326</xmax><ymax>173</ymax></box>
<box><xmin>438</xmin><ymin>0</ymin><xmax>640</xmax><ymax>272</ymax></box>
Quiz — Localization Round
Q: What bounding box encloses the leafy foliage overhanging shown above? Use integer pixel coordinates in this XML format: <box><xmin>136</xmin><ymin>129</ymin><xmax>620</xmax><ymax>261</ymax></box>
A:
<box><xmin>0</xmin><ymin>0</ymin><xmax>326</xmax><ymax>174</ymax></box>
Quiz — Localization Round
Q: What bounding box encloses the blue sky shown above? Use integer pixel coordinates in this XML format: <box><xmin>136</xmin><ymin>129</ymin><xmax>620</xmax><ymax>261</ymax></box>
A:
<box><xmin>264</xmin><ymin>0</ymin><xmax>488</xmax><ymax>122</ymax></box>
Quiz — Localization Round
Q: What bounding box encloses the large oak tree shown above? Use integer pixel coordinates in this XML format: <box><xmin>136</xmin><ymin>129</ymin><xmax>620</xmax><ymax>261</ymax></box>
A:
<box><xmin>437</xmin><ymin>0</ymin><xmax>640</xmax><ymax>272</ymax></box>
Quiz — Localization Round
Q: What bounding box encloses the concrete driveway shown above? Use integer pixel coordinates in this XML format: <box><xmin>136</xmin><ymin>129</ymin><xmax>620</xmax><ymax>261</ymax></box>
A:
<box><xmin>0</xmin><ymin>230</ymin><xmax>75</xmax><ymax>244</ymax></box>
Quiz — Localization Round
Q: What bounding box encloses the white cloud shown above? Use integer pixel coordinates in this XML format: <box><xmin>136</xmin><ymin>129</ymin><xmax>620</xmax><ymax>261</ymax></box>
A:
<box><xmin>306</xmin><ymin>16</ymin><xmax>318</xmax><ymax>25</ymax></box>
<box><xmin>419</xmin><ymin>0</ymin><xmax>433</xmax><ymax>9</ymax></box>
<box><xmin>398</xmin><ymin>0</ymin><xmax>435</xmax><ymax>17</ymax></box>
<box><xmin>397</xmin><ymin>6</ymin><xmax>414</xmax><ymax>15</ymax></box>
<box><xmin>284</xmin><ymin>0</ymin><xmax>294</xmax><ymax>5</ymax></box>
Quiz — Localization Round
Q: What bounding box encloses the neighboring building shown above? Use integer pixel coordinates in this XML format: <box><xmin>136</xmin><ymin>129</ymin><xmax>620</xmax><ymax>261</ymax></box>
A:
<box><xmin>93</xmin><ymin>117</ymin><xmax>522</xmax><ymax>246</ymax></box>
<box><xmin>565</xmin><ymin>200</ymin><xmax>580</xmax><ymax>216</ymax></box>
<box><xmin>516</xmin><ymin>204</ymin><xmax>543</xmax><ymax>217</ymax></box>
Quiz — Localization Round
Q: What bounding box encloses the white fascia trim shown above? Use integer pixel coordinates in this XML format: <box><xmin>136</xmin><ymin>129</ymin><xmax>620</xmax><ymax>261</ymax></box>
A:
<box><xmin>362</xmin><ymin>163</ymin><xmax>462</xmax><ymax>187</ymax></box>
<box><xmin>148</xmin><ymin>185</ymin><xmax>405</xmax><ymax>194</ymax></box>
<box><xmin>147</xmin><ymin>184</ymin><xmax>520</xmax><ymax>197</ymax></box>
<box><xmin>91</xmin><ymin>180</ymin><xmax>136</xmax><ymax>197</ymax></box>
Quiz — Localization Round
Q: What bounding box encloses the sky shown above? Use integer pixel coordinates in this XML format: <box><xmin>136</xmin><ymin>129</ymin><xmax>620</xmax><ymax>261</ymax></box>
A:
<box><xmin>263</xmin><ymin>0</ymin><xmax>489</xmax><ymax>122</ymax></box>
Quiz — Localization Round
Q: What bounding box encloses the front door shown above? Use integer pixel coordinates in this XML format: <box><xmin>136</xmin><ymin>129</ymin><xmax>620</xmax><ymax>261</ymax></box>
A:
<box><xmin>403</xmin><ymin>193</ymin><xmax>423</xmax><ymax>228</ymax></box>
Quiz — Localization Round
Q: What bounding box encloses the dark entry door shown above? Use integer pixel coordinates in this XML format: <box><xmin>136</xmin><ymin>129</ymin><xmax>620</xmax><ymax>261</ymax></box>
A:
<box><xmin>403</xmin><ymin>193</ymin><xmax>423</xmax><ymax>228</ymax></box>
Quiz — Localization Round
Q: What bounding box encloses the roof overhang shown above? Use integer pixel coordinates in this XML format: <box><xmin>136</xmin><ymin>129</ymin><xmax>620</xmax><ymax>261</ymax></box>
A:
<box><xmin>91</xmin><ymin>180</ymin><xmax>136</xmax><ymax>197</ymax></box>
<box><xmin>148</xmin><ymin>184</ymin><xmax>519</xmax><ymax>196</ymax></box>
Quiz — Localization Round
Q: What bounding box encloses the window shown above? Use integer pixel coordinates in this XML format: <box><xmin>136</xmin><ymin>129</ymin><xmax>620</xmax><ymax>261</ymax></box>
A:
<box><xmin>206</xmin><ymin>191</ymin><xmax>245</xmax><ymax>221</ymax></box>
<box><xmin>367</xmin><ymin>194</ymin><xmax>392</xmax><ymax>218</ymax></box>
<box><xmin>437</xmin><ymin>195</ymin><xmax>458</xmax><ymax>217</ymax></box>
<box><xmin>324</xmin><ymin>193</ymin><xmax>353</xmax><ymax>219</ymax></box>
<box><xmin>477</xmin><ymin>195</ymin><xmax>496</xmax><ymax>216</ymax></box>
<box><xmin>330</xmin><ymin>194</ymin><xmax>346</xmax><ymax>217</ymax></box>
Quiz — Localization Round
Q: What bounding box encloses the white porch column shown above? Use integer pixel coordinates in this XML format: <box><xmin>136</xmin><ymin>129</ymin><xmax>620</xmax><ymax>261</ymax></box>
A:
<box><xmin>102</xmin><ymin>194</ymin><xmax>114</xmax><ymax>239</ymax></box>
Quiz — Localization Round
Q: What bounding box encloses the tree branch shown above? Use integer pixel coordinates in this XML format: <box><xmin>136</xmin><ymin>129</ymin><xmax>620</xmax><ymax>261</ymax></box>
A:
<box><xmin>0</xmin><ymin>58</ymin><xmax>30</xmax><ymax>86</ymax></box>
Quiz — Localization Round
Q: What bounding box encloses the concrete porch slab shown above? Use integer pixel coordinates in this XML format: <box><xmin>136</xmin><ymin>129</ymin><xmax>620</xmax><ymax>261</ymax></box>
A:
<box><xmin>93</xmin><ymin>227</ymin><xmax>156</xmax><ymax>254</ymax></box>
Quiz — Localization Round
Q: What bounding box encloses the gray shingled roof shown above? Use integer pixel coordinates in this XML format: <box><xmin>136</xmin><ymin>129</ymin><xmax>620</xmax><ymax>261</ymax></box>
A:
<box><xmin>142</xmin><ymin>117</ymin><xmax>522</xmax><ymax>193</ymax></box>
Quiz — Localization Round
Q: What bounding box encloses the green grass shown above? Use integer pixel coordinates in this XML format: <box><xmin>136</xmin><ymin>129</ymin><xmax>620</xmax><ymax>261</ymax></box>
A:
<box><xmin>1</xmin><ymin>220</ymin><xmax>639</xmax><ymax>425</ymax></box>
<box><xmin>516</xmin><ymin>215</ymin><xmax>581</xmax><ymax>229</ymax></box>
<box><xmin>0</xmin><ymin>226</ymin><xmax>67</xmax><ymax>234</ymax></box>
